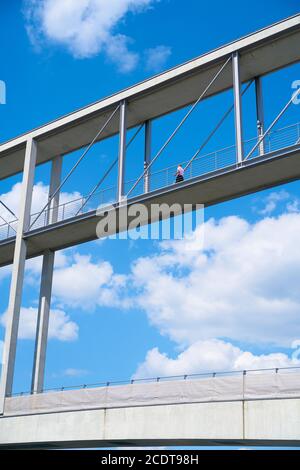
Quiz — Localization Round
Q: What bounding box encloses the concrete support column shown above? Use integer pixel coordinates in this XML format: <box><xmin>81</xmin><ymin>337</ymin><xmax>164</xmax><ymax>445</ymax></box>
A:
<box><xmin>255</xmin><ymin>77</ymin><xmax>266</xmax><ymax>155</ymax></box>
<box><xmin>0</xmin><ymin>138</ymin><xmax>37</xmax><ymax>413</ymax></box>
<box><xmin>232</xmin><ymin>52</ymin><xmax>244</xmax><ymax>164</ymax></box>
<box><xmin>144</xmin><ymin>120</ymin><xmax>152</xmax><ymax>193</ymax></box>
<box><xmin>48</xmin><ymin>156</ymin><xmax>62</xmax><ymax>225</ymax></box>
<box><xmin>117</xmin><ymin>100</ymin><xmax>127</xmax><ymax>202</ymax></box>
<box><xmin>31</xmin><ymin>156</ymin><xmax>62</xmax><ymax>394</ymax></box>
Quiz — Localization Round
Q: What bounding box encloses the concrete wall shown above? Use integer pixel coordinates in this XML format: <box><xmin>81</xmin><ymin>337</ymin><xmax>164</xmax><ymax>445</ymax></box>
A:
<box><xmin>1</xmin><ymin>399</ymin><xmax>300</xmax><ymax>448</ymax></box>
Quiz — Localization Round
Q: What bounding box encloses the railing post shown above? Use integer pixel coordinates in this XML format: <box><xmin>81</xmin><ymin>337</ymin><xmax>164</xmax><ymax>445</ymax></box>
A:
<box><xmin>255</xmin><ymin>77</ymin><xmax>265</xmax><ymax>156</ymax></box>
<box><xmin>0</xmin><ymin>138</ymin><xmax>37</xmax><ymax>413</ymax></box>
<box><xmin>117</xmin><ymin>100</ymin><xmax>127</xmax><ymax>202</ymax></box>
<box><xmin>144</xmin><ymin>120</ymin><xmax>152</xmax><ymax>193</ymax></box>
<box><xmin>232</xmin><ymin>52</ymin><xmax>244</xmax><ymax>164</ymax></box>
<box><xmin>243</xmin><ymin>370</ymin><xmax>246</xmax><ymax>401</ymax></box>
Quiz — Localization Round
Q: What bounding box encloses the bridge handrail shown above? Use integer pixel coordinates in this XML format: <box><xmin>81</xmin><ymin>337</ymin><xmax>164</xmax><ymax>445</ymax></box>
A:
<box><xmin>9</xmin><ymin>365</ymin><xmax>300</xmax><ymax>397</ymax></box>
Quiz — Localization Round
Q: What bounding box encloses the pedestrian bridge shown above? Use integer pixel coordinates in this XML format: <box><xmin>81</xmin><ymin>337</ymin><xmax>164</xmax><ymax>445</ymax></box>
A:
<box><xmin>1</xmin><ymin>120</ymin><xmax>299</xmax><ymax>243</ymax></box>
<box><xmin>0</xmin><ymin>367</ymin><xmax>300</xmax><ymax>448</ymax></box>
<box><xmin>0</xmin><ymin>121</ymin><xmax>300</xmax><ymax>268</ymax></box>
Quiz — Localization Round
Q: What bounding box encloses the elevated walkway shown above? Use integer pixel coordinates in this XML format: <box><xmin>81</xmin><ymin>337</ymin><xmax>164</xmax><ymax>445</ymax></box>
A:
<box><xmin>1</xmin><ymin>368</ymin><xmax>300</xmax><ymax>448</ymax></box>
<box><xmin>0</xmin><ymin>122</ymin><xmax>300</xmax><ymax>267</ymax></box>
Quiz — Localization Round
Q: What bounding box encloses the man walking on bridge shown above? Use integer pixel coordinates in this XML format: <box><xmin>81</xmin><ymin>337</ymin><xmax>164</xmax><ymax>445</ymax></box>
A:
<box><xmin>175</xmin><ymin>164</ymin><xmax>184</xmax><ymax>183</ymax></box>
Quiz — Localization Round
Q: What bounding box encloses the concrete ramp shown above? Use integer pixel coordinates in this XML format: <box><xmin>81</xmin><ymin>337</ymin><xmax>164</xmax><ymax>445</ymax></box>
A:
<box><xmin>1</xmin><ymin>371</ymin><xmax>300</xmax><ymax>448</ymax></box>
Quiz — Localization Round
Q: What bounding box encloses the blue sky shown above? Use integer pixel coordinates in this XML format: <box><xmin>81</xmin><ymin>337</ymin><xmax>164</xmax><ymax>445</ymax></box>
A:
<box><xmin>1</xmin><ymin>0</ymin><xmax>300</xmax><ymax>397</ymax></box>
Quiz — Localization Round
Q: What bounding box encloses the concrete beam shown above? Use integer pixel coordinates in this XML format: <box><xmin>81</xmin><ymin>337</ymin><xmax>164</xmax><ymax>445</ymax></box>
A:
<box><xmin>0</xmin><ymin>398</ymin><xmax>300</xmax><ymax>448</ymax></box>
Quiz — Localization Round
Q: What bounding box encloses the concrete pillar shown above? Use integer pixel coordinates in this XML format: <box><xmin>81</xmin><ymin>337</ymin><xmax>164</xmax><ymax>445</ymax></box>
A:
<box><xmin>47</xmin><ymin>156</ymin><xmax>62</xmax><ymax>225</ymax></box>
<box><xmin>117</xmin><ymin>100</ymin><xmax>127</xmax><ymax>202</ymax></box>
<box><xmin>31</xmin><ymin>156</ymin><xmax>62</xmax><ymax>394</ymax></box>
<box><xmin>144</xmin><ymin>120</ymin><xmax>152</xmax><ymax>193</ymax></box>
<box><xmin>0</xmin><ymin>138</ymin><xmax>37</xmax><ymax>413</ymax></box>
<box><xmin>232</xmin><ymin>52</ymin><xmax>244</xmax><ymax>164</ymax></box>
<box><xmin>255</xmin><ymin>77</ymin><xmax>266</xmax><ymax>155</ymax></box>
<box><xmin>31</xmin><ymin>250</ymin><xmax>55</xmax><ymax>394</ymax></box>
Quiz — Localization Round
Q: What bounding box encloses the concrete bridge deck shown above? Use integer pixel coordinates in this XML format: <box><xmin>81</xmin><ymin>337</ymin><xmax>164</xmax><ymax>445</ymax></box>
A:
<box><xmin>1</xmin><ymin>370</ymin><xmax>300</xmax><ymax>448</ymax></box>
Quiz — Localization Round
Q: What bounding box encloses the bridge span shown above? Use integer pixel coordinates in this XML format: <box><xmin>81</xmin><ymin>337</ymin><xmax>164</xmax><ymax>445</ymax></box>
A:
<box><xmin>0</xmin><ymin>368</ymin><xmax>300</xmax><ymax>448</ymax></box>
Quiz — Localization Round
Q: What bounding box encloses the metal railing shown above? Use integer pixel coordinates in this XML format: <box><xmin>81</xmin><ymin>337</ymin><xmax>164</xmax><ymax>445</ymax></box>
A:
<box><xmin>9</xmin><ymin>365</ymin><xmax>300</xmax><ymax>397</ymax></box>
<box><xmin>1</xmin><ymin>121</ymin><xmax>299</xmax><ymax>241</ymax></box>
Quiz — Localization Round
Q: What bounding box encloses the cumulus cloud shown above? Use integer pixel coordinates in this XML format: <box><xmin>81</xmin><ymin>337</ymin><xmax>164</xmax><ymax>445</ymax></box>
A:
<box><xmin>286</xmin><ymin>198</ymin><xmax>300</xmax><ymax>214</ymax></box>
<box><xmin>0</xmin><ymin>181</ymin><xmax>81</xmax><ymax>224</ymax></box>
<box><xmin>17</xmin><ymin>208</ymin><xmax>300</xmax><ymax>353</ymax></box>
<box><xmin>129</xmin><ymin>213</ymin><xmax>300</xmax><ymax>348</ymax></box>
<box><xmin>0</xmin><ymin>307</ymin><xmax>78</xmax><ymax>341</ymax></box>
<box><xmin>52</xmin><ymin>252</ymin><xmax>127</xmax><ymax>310</ymax></box>
<box><xmin>52</xmin><ymin>368</ymin><xmax>89</xmax><ymax>378</ymax></box>
<box><xmin>256</xmin><ymin>190</ymin><xmax>290</xmax><ymax>215</ymax></box>
<box><xmin>134</xmin><ymin>339</ymin><xmax>300</xmax><ymax>378</ymax></box>
<box><xmin>145</xmin><ymin>45</ymin><xmax>171</xmax><ymax>72</ymax></box>
<box><xmin>24</xmin><ymin>0</ymin><xmax>160</xmax><ymax>72</ymax></box>
<box><xmin>63</xmin><ymin>368</ymin><xmax>89</xmax><ymax>377</ymax></box>
<box><xmin>3</xmin><ymin>178</ymin><xmax>300</xmax><ymax>376</ymax></box>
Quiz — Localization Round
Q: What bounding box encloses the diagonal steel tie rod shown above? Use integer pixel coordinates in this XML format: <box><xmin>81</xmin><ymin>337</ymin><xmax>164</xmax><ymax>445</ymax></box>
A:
<box><xmin>74</xmin><ymin>123</ymin><xmax>144</xmax><ymax>216</ymax></box>
<box><xmin>0</xmin><ymin>200</ymin><xmax>17</xmax><ymax>220</ymax></box>
<box><xmin>29</xmin><ymin>104</ymin><xmax>121</xmax><ymax>230</ymax></box>
<box><xmin>0</xmin><ymin>215</ymin><xmax>17</xmax><ymax>234</ymax></box>
<box><xmin>126</xmin><ymin>56</ymin><xmax>232</xmax><ymax>198</ymax></box>
<box><xmin>184</xmin><ymin>80</ymin><xmax>254</xmax><ymax>172</ymax></box>
<box><xmin>244</xmin><ymin>87</ymin><xmax>300</xmax><ymax>161</ymax></box>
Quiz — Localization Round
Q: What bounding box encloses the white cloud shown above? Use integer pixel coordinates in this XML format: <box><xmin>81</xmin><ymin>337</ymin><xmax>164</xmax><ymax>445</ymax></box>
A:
<box><xmin>24</xmin><ymin>0</ymin><xmax>158</xmax><ymax>72</ymax></box>
<box><xmin>286</xmin><ymin>198</ymin><xmax>300</xmax><ymax>214</ymax></box>
<box><xmin>25</xmin><ymin>250</ymin><xmax>70</xmax><ymax>287</ymax></box>
<box><xmin>52</xmin><ymin>253</ymin><xmax>115</xmax><ymax>309</ymax></box>
<box><xmin>63</xmin><ymin>368</ymin><xmax>89</xmax><ymax>377</ymax></box>
<box><xmin>4</xmin><ymin>178</ymin><xmax>300</xmax><ymax>376</ymax></box>
<box><xmin>21</xmin><ymin>249</ymin><xmax>128</xmax><ymax>312</ymax></box>
<box><xmin>0</xmin><ymin>181</ymin><xmax>81</xmax><ymax>224</ymax></box>
<box><xmin>105</xmin><ymin>34</ymin><xmax>139</xmax><ymax>73</ymax></box>
<box><xmin>129</xmin><ymin>212</ymin><xmax>300</xmax><ymax>348</ymax></box>
<box><xmin>0</xmin><ymin>307</ymin><xmax>78</xmax><ymax>341</ymax></box>
<box><xmin>18</xmin><ymin>208</ymin><xmax>300</xmax><ymax>352</ymax></box>
<box><xmin>134</xmin><ymin>339</ymin><xmax>300</xmax><ymax>378</ymax></box>
<box><xmin>145</xmin><ymin>45</ymin><xmax>171</xmax><ymax>72</ymax></box>
<box><xmin>256</xmin><ymin>190</ymin><xmax>289</xmax><ymax>215</ymax></box>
